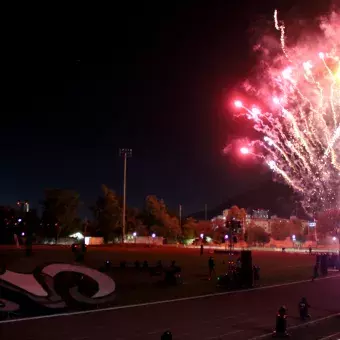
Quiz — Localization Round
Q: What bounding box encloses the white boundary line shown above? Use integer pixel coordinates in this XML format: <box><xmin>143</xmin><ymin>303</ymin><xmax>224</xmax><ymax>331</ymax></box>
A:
<box><xmin>319</xmin><ymin>331</ymin><xmax>340</xmax><ymax>340</ymax></box>
<box><xmin>1</xmin><ymin>274</ymin><xmax>339</xmax><ymax>325</ymax></box>
<box><xmin>249</xmin><ymin>312</ymin><xmax>340</xmax><ymax>339</ymax></box>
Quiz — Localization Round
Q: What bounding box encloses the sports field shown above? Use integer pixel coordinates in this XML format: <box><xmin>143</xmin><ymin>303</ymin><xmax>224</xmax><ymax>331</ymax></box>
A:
<box><xmin>0</xmin><ymin>245</ymin><xmax>317</xmax><ymax>306</ymax></box>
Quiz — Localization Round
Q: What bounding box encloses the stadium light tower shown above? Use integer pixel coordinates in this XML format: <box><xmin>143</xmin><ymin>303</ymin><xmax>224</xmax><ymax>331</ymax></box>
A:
<box><xmin>119</xmin><ymin>148</ymin><xmax>132</xmax><ymax>242</ymax></box>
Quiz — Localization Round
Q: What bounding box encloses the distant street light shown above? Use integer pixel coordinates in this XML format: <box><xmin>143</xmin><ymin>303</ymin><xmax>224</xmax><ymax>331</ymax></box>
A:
<box><xmin>119</xmin><ymin>148</ymin><xmax>132</xmax><ymax>243</ymax></box>
<box><xmin>151</xmin><ymin>233</ymin><xmax>156</xmax><ymax>245</ymax></box>
<box><xmin>292</xmin><ymin>234</ymin><xmax>296</xmax><ymax>241</ymax></box>
<box><xmin>21</xmin><ymin>232</ymin><xmax>25</xmax><ymax>236</ymax></box>
<box><xmin>224</xmin><ymin>234</ymin><xmax>229</xmax><ymax>251</ymax></box>
<box><xmin>200</xmin><ymin>233</ymin><xmax>204</xmax><ymax>239</ymax></box>
<box><xmin>333</xmin><ymin>236</ymin><xmax>337</xmax><ymax>241</ymax></box>
<box><xmin>133</xmin><ymin>232</ymin><xmax>137</xmax><ymax>237</ymax></box>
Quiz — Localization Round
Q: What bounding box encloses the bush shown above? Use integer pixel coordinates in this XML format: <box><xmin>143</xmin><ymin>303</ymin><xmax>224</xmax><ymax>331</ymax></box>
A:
<box><xmin>246</xmin><ymin>226</ymin><xmax>270</xmax><ymax>246</ymax></box>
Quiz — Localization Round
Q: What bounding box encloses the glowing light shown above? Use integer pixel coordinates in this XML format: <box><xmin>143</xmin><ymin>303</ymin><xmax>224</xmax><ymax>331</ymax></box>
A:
<box><xmin>234</xmin><ymin>100</ymin><xmax>243</xmax><ymax>108</ymax></box>
<box><xmin>251</xmin><ymin>107</ymin><xmax>261</xmax><ymax>118</ymax></box>
<box><xmin>282</xmin><ymin>67</ymin><xmax>293</xmax><ymax>79</ymax></box>
<box><xmin>200</xmin><ymin>233</ymin><xmax>204</xmax><ymax>239</ymax></box>
<box><xmin>264</xmin><ymin>136</ymin><xmax>274</xmax><ymax>146</ymax></box>
<box><xmin>151</xmin><ymin>233</ymin><xmax>156</xmax><ymax>238</ymax></box>
<box><xmin>335</xmin><ymin>67</ymin><xmax>340</xmax><ymax>81</ymax></box>
<box><xmin>272</xmin><ymin>97</ymin><xmax>280</xmax><ymax>105</ymax></box>
<box><xmin>70</xmin><ymin>232</ymin><xmax>84</xmax><ymax>240</ymax></box>
<box><xmin>224</xmin><ymin>234</ymin><xmax>229</xmax><ymax>239</ymax></box>
<box><xmin>303</xmin><ymin>61</ymin><xmax>313</xmax><ymax>72</ymax></box>
<box><xmin>267</xmin><ymin>160</ymin><xmax>276</xmax><ymax>170</ymax></box>
<box><xmin>333</xmin><ymin>236</ymin><xmax>337</xmax><ymax>241</ymax></box>
<box><xmin>231</xmin><ymin>9</ymin><xmax>340</xmax><ymax>215</ymax></box>
<box><xmin>240</xmin><ymin>147</ymin><xmax>250</xmax><ymax>155</ymax></box>
<box><xmin>133</xmin><ymin>232</ymin><xmax>137</xmax><ymax>237</ymax></box>
<box><xmin>21</xmin><ymin>232</ymin><xmax>25</xmax><ymax>236</ymax></box>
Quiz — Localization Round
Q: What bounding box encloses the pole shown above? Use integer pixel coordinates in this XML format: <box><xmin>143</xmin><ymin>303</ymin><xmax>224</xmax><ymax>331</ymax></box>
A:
<box><xmin>315</xmin><ymin>221</ymin><xmax>317</xmax><ymax>242</ymax></box>
<box><xmin>119</xmin><ymin>148</ymin><xmax>132</xmax><ymax>243</ymax></box>
<box><xmin>84</xmin><ymin>217</ymin><xmax>88</xmax><ymax>241</ymax></box>
<box><xmin>204</xmin><ymin>204</ymin><xmax>207</xmax><ymax>220</ymax></box>
<box><xmin>122</xmin><ymin>152</ymin><xmax>127</xmax><ymax>242</ymax></box>
<box><xmin>179</xmin><ymin>204</ymin><xmax>182</xmax><ymax>228</ymax></box>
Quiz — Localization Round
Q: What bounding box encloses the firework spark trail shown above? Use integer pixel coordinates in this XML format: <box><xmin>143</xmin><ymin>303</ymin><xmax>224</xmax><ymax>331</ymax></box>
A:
<box><xmin>274</xmin><ymin>10</ymin><xmax>289</xmax><ymax>59</ymax></box>
<box><xmin>233</xmin><ymin>9</ymin><xmax>340</xmax><ymax>214</ymax></box>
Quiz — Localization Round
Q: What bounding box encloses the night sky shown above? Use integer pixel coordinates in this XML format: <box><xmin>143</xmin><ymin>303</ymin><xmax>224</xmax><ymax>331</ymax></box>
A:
<box><xmin>1</xmin><ymin>1</ymin><xmax>334</xmax><ymax>216</ymax></box>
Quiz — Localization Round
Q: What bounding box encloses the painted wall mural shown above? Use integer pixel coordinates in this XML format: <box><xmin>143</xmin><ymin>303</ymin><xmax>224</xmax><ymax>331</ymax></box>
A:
<box><xmin>0</xmin><ymin>263</ymin><xmax>116</xmax><ymax>318</ymax></box>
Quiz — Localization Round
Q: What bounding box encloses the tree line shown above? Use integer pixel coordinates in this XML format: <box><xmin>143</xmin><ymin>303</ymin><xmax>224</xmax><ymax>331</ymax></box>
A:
<box><xmin>42</xmin><ymin>185</ymin><xmax>188</xmax><ymax>243</ymax></box>
<box><xmin>245</xmin><ymin>218</ymin><xmax>309</xmax><ymax>247</ymax></box>
<box><xmin>0</xmin><ymin>185</ymin><xmax>337</xmax><ymax>245</ymax></box>
<box><xmin>0</xmin><ymin>185</ymin><xmax>214</xmax><ymax>244</ymax></box>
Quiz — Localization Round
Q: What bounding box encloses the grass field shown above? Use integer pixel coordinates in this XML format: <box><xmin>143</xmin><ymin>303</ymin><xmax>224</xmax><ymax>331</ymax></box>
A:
<box><xmin>0</xmin><ymin>245</ymin><xmax>317</xmax><ymax>306</ymax></box>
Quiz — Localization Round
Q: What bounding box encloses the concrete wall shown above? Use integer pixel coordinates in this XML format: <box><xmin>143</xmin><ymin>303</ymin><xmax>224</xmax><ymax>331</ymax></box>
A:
<box><xmin>126</xmin><ymin>236</ymin><xmax>164</xmax><ymax>245</ymax></box>
<box><xmin>85</xmin><ymin>237</ymin><xmax>104</xmax><ymax>245</ymax></box>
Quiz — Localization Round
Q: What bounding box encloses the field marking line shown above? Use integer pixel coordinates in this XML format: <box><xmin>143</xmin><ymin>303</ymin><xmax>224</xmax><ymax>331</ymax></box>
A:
<box><xmin>206</xmin><ymin>329</ymin><xmax>244</xmax><ymax>339</ymax></box>
<box><xmin>0</xmin><ymin>274</ymin><xmax>339</xmax><ymax>325</ymax></box>
<box><xmin>147</xmin><ymin>328</ymin><xmax>171</xmax><ymax>335</ymax></box>
<box><xmin>248</xmin><ymin>312</ymin><xmax>340</xmax><ymax>339</ymax></box>
<box><xmin>131</xmin><ymin>313</ymin><xmax>247</xmax><ymax>339</ymax></box>
<box><xmin>319</xmin><ymin>331</ymin><xmax>340</xmax><ymax>340</ymax></box>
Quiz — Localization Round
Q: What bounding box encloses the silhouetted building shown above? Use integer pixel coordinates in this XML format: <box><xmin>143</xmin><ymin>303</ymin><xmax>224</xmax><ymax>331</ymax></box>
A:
<box><xmin>252</xmin><ymin>209</ymin><xmax>269</xmax><ymax>219</ymax></box>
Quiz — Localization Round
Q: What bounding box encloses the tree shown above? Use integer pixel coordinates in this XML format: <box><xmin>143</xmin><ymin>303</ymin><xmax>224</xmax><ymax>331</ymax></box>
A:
<box><xmin>0</xmin><ymin>206</ymin><xmax>19</xmax><ymax>244</ymax></box>
<box><xmin>245</xmin><ymin>225</ymin><xmax>270</xmax><ymax>246</ymax></box>
<box><xmin>227</xmin><ymin>206</ymin><xmax>246</xmax><ymax>221</ymax></box>
<box><xmin>25</xmin><ymin>209</ymin><xmax>41</xmax><ymax>237</ymax></box>
<box><xmin>41</xmin><ymin>189</ymin><xmax>80</xmax><ymax>240</ymax></box>
<box><xmin>226</xmin><ymin>205</ymin><xmax>247</xmax><ymax>234</ymax></box>
<box><xmin>288</xmin><ymin>218</ymin><xmax>303</xmax><ymax>236</ymax></box>
<box><xmin>141</xmin><ymin>195</ymin><xmax>181</xmax><ymax>239</ymax></box>
<box><xmin>126</xmin><ymin>207</ymin><xmax>143</xmax><ymax>234</ymax></box>
<box><xmin>181</xmin><ymin>217</ymin><xmax>198</xmax><ymax>240</ymax></box>
<box><xmin>270</xmin><ymin>219</ymin><xmax>290</xmax><ymax>240</ymax></box>
<box><xmin>295</xmin><ymin>233</ymin><xmax>307</xmax><ymax>244</ymax></box>
<box><xmin>196</xmin><ymin>220</ymin><xmax>214</xmax><ymax>236</ymax></box>
<box><xmin>91</xmin><ymin>185</ymin><xmax>122</xmax><ymax>243</ymax></box>
<box><xmin>287</xmin><ymin>218</ymin><xmax>306</xmax><ymax>244</ymax></box>
<box><xmin>317</xmin><ymin>209</ymin><xmax>340</xmax><ymax>242</ymax></box>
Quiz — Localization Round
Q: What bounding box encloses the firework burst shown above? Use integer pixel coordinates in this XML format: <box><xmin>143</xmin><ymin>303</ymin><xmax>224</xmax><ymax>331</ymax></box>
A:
<box><xmin>233</xmin><ymin>9</ymin><xmax>340</xmax><ymax>215</ymax></box>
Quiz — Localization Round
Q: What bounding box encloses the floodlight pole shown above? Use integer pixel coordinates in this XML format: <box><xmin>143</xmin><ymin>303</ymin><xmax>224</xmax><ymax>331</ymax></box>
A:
<box><xmin>119</xmin><ymin>148</ymin><xmax>132</xmax><ymax>242</ymax></box>
<box><xmin>179</xmin><ymin>204</ymin><xmax>182</xmax><ymax>228</ymax></box>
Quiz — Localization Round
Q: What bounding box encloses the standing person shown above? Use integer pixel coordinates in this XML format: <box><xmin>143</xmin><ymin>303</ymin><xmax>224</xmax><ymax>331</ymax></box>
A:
<box><xmin>298</xmin><ymin>297</ymin><xmax>311</xmax><ymax>320</ymax></box>
<box><xmin>161</xmin><ymin>331</ymin><xmax>172</xmax><ymax>340</ymax></box>
<box><xmin>312</xmin><ymin>263</ymin><xmax>319</xmax><ymax>281</ymax></box>
<box><xmin>309</xmin><ymin>246</ymin><xmax>312</xmax><ymax>255</ymax></box>
<box><xmin>13</xmin><ymin>234</ymin><xmax>19</xmax><ymax>248</ymax></box>
<box><xmin>25</xmin><ymin>227</ymin><xmax>33</xmax><ymax>257</ymax></box>
<box><xmin>236</xmin><ymin>257</ymin><xmax>242</xmax><ymax>269</ymax></box>
<box><xmin>208</xmin><ymin>256</ymin><xmax>215</xmax><ymax>280</ymax></box>
<box><xmin>200</xmin><ymin>244</ymin><xmax>203</xmax><ymax>256</ymax></box>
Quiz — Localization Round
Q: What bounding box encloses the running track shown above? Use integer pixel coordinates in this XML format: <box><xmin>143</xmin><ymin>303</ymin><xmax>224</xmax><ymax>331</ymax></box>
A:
<box><xmin>1</xmin><ymin>276</ymin><xmax>340</xmax><ymax>339</ymax></box>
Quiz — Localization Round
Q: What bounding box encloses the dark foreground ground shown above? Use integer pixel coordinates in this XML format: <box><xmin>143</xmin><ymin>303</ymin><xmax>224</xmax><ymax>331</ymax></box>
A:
<box><xmin>1</xmin><ymin>274</ymin><xmax>340</xmax><ymax>340</ymax></box>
